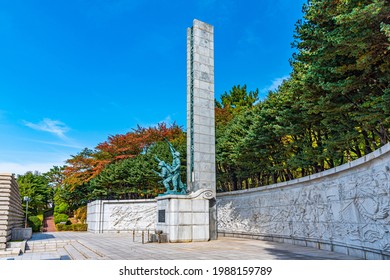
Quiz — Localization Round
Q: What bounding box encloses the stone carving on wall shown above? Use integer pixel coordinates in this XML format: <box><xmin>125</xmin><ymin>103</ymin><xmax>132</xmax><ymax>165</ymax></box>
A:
<box><xmin>217</xmin><ymin>163</ymin><xmax>390</xmax><ymax>254</ymax></box>
<box><xmin>109</xmin><ymin>203</ymin><xmax>157</xmax><ymax>230</ymax></box>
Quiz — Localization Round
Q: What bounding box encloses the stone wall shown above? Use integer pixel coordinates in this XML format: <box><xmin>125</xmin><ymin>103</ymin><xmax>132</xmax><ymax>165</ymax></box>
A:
<box><xmin>217</xmin><ymin>143</ymin><xmax>390</xmax><ymax>260</ymax></box>
<box><xmin>87</xmin><ymin>199</ymin><xmax>156</xmax><ymax>233</ymax></box>
<box><xmin>0</xmin><ymin>173</ymin><xmax>24</xmax><ymax>250</ymax></box>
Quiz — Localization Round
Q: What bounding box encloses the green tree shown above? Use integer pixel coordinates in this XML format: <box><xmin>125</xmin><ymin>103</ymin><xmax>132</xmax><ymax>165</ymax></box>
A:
<box><xmin>17</xmin><ymin>172</ymin><xmax>50</xmax><ymax>215</ymax></box>
<box><xmin>292</xmin><ymin>0</ymin><xmax>390</xmax><ymax>156</ymax></box>
<box><xmin>216</xmin><ymin>84</ymin><xmax>259</xmax><ymax>111</ymax></box>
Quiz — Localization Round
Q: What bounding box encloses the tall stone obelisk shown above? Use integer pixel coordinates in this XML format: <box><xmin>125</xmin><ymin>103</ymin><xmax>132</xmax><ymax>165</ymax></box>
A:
<box><xmin>187</xmin><ymin>19</ymin><xmax>217</xmax><ymax>240</ymax></box>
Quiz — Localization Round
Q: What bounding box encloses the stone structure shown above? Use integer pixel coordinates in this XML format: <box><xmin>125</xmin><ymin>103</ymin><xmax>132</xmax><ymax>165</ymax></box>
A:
<box><xmin>0</xmin><ymin>173</ymin><xmax>24</xmax><ymax>251</ymax></box>
<box><xmin>86</xmin><ymin>143</ymin><xmax>390</xmax><ymax>258</ymax></box>
<box><xmin>217</xmin><ymin>143</ymin><xmax>390</xmax><ymax>260</ymax></box>
<box><xmin>156</xmin><ymin>189</ymin><xmax>213</xmax><ymax>242</ymax></box>
<box><xmin>84</xmin><ymin>18</ymin><xmax>390</xmax><ymax>258</ymax></box>
<box><xmin>87</xmin><ymin>20</ymin><xmax>217</xmax><ymax>243</ymax></box>
<box><xmin>186</xmin><ymin>19</ymin><xmax>217</xmax><ymax>239</ymax></box>
<box><xmin>87</xmin><ymin>199</ymin><xmax>156</xmax><ymax>233</ymax></box>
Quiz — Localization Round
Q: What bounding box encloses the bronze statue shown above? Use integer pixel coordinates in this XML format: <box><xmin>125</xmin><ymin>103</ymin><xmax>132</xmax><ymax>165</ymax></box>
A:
<box><xmin>153</xmin><ymin>139</ymin><xmax>186</xmax><ymax>195</ymax></box>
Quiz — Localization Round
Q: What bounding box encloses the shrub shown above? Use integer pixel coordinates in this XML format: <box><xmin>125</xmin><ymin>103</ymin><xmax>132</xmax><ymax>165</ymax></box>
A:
<box><xmin>72</xmin><ymin>224</ymin><xmax>88</xmax><ymax>231</ymax></box>
<box><xmin>54</xmin><ymin>213</ymin><xmax>69</xmax><ymax>224</ymax></box>
<box><xmin>37</xmin><ymin>214</ymin><xmax>43</xmax><ymax>222</ymax></box>
<box><xmin>74</xmin><ymin>206</ymin><xmax>87</xmax><ymax>224</ymax></box>
<box><xmin>54</xmin><ymin>202</ymin><xmax>69</xmax><ymax>215</ymax></box>
<box><xmin>56</xmin><ymin>224</ymin><xmax>73</xmax><ymax>231</ymax></box>
<box><xmin>28</xmin><ymin>216</ymin><xmax>42</xmax><ymax>232</ymax></box>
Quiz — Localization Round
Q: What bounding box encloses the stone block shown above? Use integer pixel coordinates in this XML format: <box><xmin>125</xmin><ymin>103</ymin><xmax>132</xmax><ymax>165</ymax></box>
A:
<box><xmin>176</xmin><ymin>199</ymin><xmax>192</xmax><ymax>212</ymax></box>
<box><xmin>330</xmin><ymin>244</ymin><xmax>347</xmax><ymax>255</ymax></box>
<box><xmin>192</xmin><ymin>199</ymin><xmax>208</xmax><ymax>212</ymax></box>
<box><xmin>192</xmin><ymin>213</ymin><xmax>208</xmax><ymax>225</ymax></box>
<box><xmin>347</xmin><ymin>248</ymin><xmax>365</xmax><ymax>259</ymax></box>
<box><xmin>169</xmin><ymin>212</ymin><xmax>192</xmax><ymax>226</ymax></box>
<box><xmin>198</xmin><ymin>162</ymin><xmax>216</xmax><ymax>173</ymax></box>
<box><xmin>169</xmin><ymin>225</ymin><xmax>192</xmax><ymax>242</ymax></box>
<box><xmin>193</xmin><ymin>28</ymin><xmax>213</xmax><ymax>42</ymax></box>
<box><xmin>197</xmin><ymin>80</ymin><xmax>214</xmax><ymax>93</ymax></box>
<box><xmin>318</xmin><ymin>243</ymin><xmax>332</xmax><ymax>252</ymax></box>
<box><xmin>193</xmin><ymin>53</ymin><xmax>212</xmax><ymax>65</ymax></box>
<box><xmin>11</xmin><ymin>228</ymin><xmax>32</xmax><ymax>241</ymax></box>
<box><xmin>192</xmin><ymin>225</ymin><xmax>209</xmax><ymax>241</ymax></box>
<box><xmin>365</xmin><ymin>251</ymin><xmax>383</xmax><ymax>260</ymax></box>
<box><xmin>194</xmin><ymin>152</ymin><xmax>214</xmax><ymax>163</ymax></box>
<box><xmin>193</xmin><ymin>114</ymin><xmax>214</xmax><ymax>128</ymax></box>
<box><xmin>193</xmin><ymin>19</ymin><xmax>213</xmax><ymax>32</ymax></box>
<box><xmin>194</xmin><ymin>89</ymin><xmax>213</xmax><ymax>104</ymax></box>
<box><xmin>194</xmin><ymin>134</ymin><xmax>215</xmax><ymax>146</ymax></box>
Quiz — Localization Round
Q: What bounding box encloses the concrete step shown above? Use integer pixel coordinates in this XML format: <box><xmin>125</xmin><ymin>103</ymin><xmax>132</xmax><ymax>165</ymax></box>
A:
<box><xmin>25</xmin><ymin>241</ymin><xmax>69</xmax><ymax>252</ymax></box>
<box><xmin>64</xmin><ymin>244</ymin><xmax>88</xmax><ymax>260</ymax></box>
<box><xmin>3</xmin><ymin>240</ymin><xmax>25</xmax><ymax>256</ymax></box>
<box><xmin>0</xmin><ymin>247</ymin><xmax>21</xmax><ymax>256</ymax></box>
<box><xmin>72</xmin><ymin>241</ymin><xmax>106</xmax><ymax>260</ymax></box>
<box><xmin>78</xmin><ymin>241</ymin><xmax>109</xmax><ymax>260</ymax></box>
<box><xmin>57</xmin><ymin>247</ymin><xmax>72</xmax><ymax>260</ymax></box>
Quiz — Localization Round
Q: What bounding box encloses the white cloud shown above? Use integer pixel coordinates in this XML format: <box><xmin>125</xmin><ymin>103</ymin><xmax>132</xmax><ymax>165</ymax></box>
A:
<box><xmin>136</xmin><ymin>115</ymin><xmax>173</xmax><ymax>129</ymax></box>
<box><xmin>24</xmin><ymin>118</ymin><xmax>69</xmax><ymax>139</ymax></box>
<box><xmin>0</xmin><ymin>161</ymin><xmax>66</xmax><ymax>176</ymax></box>
<box><xmin>31</xmin><ymin>140</ymin><xmax>83</xmax><ymax>149</ymax></box>
<box><xmin>261</xmin><ymin>75</ymin><xmax>290</xmax><ymax>93</ymax></box>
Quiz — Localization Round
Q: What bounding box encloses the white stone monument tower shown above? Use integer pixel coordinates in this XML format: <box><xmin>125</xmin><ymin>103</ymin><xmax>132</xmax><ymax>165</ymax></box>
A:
<box><xmin>155</xmin><ymin>19</ymin><xmax>216</xmax><ymax>242</ymax></box>
<box><xmin>186</xmin><ymin>19</ymin><xmax>217</xmax><ymax>240</ymax></box>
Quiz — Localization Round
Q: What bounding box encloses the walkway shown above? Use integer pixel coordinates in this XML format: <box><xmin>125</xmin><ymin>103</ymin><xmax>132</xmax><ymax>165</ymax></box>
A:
<box><xmin>42</xmin><ymin>215</ymin><xmax>56</xmax><ymax>232</ymax></box>
<box><xmin>5</xmin><ymin>232</ymin><xmax>361</xmax><ymax>260</ymax></box>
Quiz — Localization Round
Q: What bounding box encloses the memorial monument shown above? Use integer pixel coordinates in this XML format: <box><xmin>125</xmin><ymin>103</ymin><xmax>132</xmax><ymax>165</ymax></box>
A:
<box><xmin>155</xmin><ymin>19</ymin><xmax>216</xmax><ymax>242</ymax></box>
<box><xmin>154</xmin><ymin>139</ymin><xmax>186</xmax><ymax>195</ymax></box>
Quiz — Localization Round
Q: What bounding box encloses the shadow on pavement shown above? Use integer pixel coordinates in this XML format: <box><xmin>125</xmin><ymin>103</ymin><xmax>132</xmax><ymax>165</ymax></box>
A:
<box><xmin>30</xmin><ymin>233</ymin><xmax>56</xmax><ymax>241</ymax></box>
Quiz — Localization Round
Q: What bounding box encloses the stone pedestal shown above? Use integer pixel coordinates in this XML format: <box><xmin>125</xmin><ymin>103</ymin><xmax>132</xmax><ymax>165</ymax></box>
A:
<box><xmin>156</xmin><ymin>189</ymin><xmax>213</xmax><ymax>242</ymax></box>
<box><xmin>11</xmin><ymin>228</ymin><xmax>32</xmax><ymax>241</ymax></box>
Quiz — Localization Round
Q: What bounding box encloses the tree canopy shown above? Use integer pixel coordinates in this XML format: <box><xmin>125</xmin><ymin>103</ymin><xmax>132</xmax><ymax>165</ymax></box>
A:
<box><xmin>214</xmin><ymin>0</ymin><xmax>389</xmax><ymax>192</ymax></box>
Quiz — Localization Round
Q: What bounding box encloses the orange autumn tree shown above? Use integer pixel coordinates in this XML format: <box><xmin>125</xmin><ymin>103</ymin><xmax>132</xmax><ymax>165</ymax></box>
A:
<box><xmin>63</xmin><ymin>122</ymin><xmax>184</xmax><ymax>191</ymax></box>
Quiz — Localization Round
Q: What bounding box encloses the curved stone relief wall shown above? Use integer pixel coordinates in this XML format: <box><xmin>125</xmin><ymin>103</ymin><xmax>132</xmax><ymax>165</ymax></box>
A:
<box><xmin>216</xmin><ymin>143</ymin><xmax>390</xmax><ymax>260</ymax></box>
<box><xmin>87</xmin><ymin>199</ymin><xmax>156</xmax><ymax>233</ymax></box>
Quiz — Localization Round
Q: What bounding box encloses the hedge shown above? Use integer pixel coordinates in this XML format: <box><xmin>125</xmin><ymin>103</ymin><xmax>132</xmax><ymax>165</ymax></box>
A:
<box><xmin>28</xmin><ymin>216</ymin><xmax>42</xmax><ymax>232</ymax></box>
<box><xmin>54</xmin><ymin>213</ymin><xmax>69</xmax><ymax>224</ymax></box>
<box><xmin>72</xmin><ymin>224</ymin><xmax>88</xmax><ymax>231</ymax></box>
<box><xmin>56</xmin><ymin>223</ymin><xmax>88</xmax><ymax>231</ymax></box>
<box><xmin>56</xmin><ymin>224</ymin><xmax>73</xmax><ymax>231</ymax></box>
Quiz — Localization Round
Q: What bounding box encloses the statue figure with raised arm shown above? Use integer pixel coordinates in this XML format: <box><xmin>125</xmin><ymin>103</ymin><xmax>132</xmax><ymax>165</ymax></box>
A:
<box><xmin>165</xmin><ymin>139</ymin><xmax>186</xmax><ymax>194</ymax></box>
<box><xmin>153</xmin><ymin>139</ymin><xmax>187</xmax><ymax>195</ymax></box>
<box><xmin>153</xmin><ymin>155</ymin><xmax>173</xmax><ymax>194</ymax></box>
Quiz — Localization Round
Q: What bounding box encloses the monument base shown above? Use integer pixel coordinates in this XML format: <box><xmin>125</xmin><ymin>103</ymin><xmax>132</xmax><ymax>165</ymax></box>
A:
<box><xmin>156</xmin><ymin>189</ymin><xmax>214</xmax><ymax>242</ymax></box>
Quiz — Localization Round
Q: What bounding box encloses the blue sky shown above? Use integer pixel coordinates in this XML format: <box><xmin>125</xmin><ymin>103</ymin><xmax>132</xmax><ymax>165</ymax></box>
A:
<box><xmin>0</xmin><ymin>0</ymin><xmax>306</xmax><ymax>175</ymax></box>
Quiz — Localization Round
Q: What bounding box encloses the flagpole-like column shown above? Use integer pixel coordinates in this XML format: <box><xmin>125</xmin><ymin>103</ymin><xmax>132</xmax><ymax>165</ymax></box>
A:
<box><xmin>187</xmin><ymin>19</ymin><xmax>216</xmax><ymax>240</ymax></box>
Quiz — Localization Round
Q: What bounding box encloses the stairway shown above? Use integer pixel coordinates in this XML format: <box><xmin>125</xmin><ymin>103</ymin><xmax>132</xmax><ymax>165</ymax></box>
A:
<box><xmin>24</xmin><ymin>240</ymin><xmax>108</xmax><ymax>260</ymax></box>
<box><xmin>0</xmin><ymin>241</ymin><xmax>26</xmax><ymax>259</ymax></box>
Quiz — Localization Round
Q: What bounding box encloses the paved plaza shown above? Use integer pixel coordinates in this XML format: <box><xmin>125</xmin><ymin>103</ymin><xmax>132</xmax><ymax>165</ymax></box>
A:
<box><xmin>2</xmin><ymin>232</ymin><xmax>360</xmax><ymax>260</ymax></box>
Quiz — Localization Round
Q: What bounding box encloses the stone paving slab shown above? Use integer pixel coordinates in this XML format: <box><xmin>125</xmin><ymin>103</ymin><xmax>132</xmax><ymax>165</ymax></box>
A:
<box><xmin>3</xmin><ymin>232</ymin><xmax>361</xmax><ymax>260</ymax></box>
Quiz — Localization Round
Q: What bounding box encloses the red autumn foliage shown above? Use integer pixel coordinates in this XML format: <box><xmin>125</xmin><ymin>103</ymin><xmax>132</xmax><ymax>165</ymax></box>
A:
<box><xmin>63</xmin><ymin>123</ymin><xmax>184</xmax><ymax>189</ymax></box>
